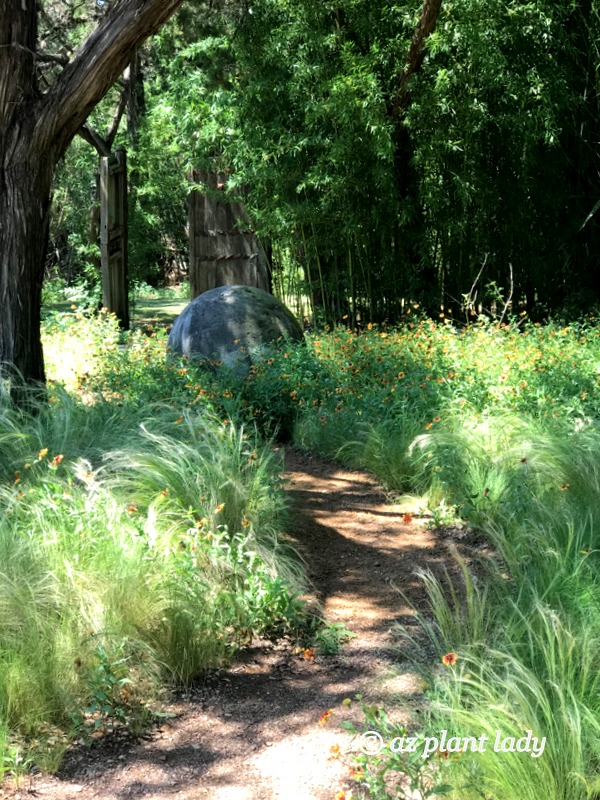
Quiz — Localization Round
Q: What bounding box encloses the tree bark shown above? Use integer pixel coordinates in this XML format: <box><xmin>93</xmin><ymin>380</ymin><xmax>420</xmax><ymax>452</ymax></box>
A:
<box><xmin>0</xmin><ymin>139</ymin><xmax>53</xmax><ymax>385</ymax></box>
<box><xmin>1</xmin><ymin>1</ymin><xmax>47</xmax><ymax>385</ymax></box>
<box><xmin>0</xmin><ymin>0</ymin><xmax>185</xmax><ymax>390</ymax></box>
<box><xmin>393</xmin><ymin>0</ymin><xmax>443</xmax><ymax>117</ymax></box>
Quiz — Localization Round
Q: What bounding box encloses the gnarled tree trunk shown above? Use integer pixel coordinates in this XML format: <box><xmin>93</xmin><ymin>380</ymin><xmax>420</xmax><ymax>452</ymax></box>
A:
<box><xmin>0</xmin><ymin>2</ymin><xmax>48</xmax><ymax>384</ymax></box>
<box><xmin>0</xmin><ymin>0</ymin><xmax>185</xmax><ymax>391</ymax></box>
<box><xmin>0</xmin><ymin>141</ymin><xmax>54</xmax><ymax>384</ymax></box>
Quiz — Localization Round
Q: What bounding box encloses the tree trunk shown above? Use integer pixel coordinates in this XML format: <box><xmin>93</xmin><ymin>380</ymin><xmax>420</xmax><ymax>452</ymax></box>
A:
<box><xmin>0</xmin><ymin>138</ymin><xmax>54</xmax><ymax>385</ymax></box>
<box><xmin>1</xmin><ymin>1</ymin><xmax>49</xmax><ymax>386</ymax></box>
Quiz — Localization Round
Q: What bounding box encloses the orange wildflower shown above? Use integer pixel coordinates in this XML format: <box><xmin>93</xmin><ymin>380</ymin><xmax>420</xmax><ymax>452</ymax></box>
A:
<box><xmin>328</xmin><ymin>744</ymin><xmax>341</xmax><ymax>761</ymax></box>
<box><xmin>402</xmin><ymin>512</ymin><xmax>413</xmax><ymax>525</ymax></box>
<box><xmin>442</xmin><ymin>652</ymin><xmax>458</xmax><ymax>666</ymax></box>
<box><xmin>318</xmin><ymin>708</ymin><xmax>334</xmax><ymax>725</ymax></box>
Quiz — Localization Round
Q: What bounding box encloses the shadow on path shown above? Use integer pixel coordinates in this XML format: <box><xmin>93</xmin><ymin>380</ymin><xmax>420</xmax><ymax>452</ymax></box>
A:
<box><xmin>25</xmin><ymin>447</ymin><xmax>471</xmax><ymax>800</ymax></box>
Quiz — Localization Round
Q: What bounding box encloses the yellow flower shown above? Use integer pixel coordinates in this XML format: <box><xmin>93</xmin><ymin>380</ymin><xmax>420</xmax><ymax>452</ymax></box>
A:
<box><xmin>442</xmin><ymin>652</ymin><xmax>458</xmax><ymax>666</ymax></box>
<box><xmin>38</xmin><ymin>448</ymin><xmax>48</xmax><ymax>461</ymax></box>
<box><xmin>328</xmin><ymin>744</ymin><xmax>341</xmax><ymax>761</ymax></box>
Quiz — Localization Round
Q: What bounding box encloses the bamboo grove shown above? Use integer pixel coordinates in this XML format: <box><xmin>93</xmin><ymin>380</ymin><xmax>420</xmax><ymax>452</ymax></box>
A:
<box><xmin>50</xmin><ymin>0</ymin><xmax>600</xmax><ymax>323</ymax></box>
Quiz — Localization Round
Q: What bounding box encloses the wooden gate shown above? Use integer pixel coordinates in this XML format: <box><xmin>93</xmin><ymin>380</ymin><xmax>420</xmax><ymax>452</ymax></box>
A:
<box><xmin>100</xmin><ymin>146</ymin><xmax>129</xmax><ymax>328</ymax></box>
<box><xmin>188</xmin><ymin>170</ymin><xmax>271</xmax><ymax>299</ymax></box>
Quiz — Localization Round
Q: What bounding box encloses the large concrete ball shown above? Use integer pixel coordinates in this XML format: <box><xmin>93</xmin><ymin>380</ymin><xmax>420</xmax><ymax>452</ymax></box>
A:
<box><xmin>167</xmin><ymin>285</ymin><xmax>304</xmax><ymax>375</ymax></box>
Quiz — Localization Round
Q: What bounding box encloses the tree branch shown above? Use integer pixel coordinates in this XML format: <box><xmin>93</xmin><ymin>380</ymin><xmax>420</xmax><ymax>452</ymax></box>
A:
<box><xmin>77</xmin><ymin>123</ymin><xmax>111</xmax><ymax>157</ymax></box>
<box><xmin>36</xmin><ymin>51</ymin><xmax>70</xmax><ymax>67</ymax></box>
<box><xmin>35</xmin><ymin>0</ymin><xmax>185</xmax><ymax>156</ymax></box>
<box><xmin>393</xmin><ymin>0</ymin><xmax>443</xmax><ymax>117</ymax></box>
<box><xmin>105</xmin><ymin>74</ymin><xmax>130</xmax><ymax>149</ymax></box>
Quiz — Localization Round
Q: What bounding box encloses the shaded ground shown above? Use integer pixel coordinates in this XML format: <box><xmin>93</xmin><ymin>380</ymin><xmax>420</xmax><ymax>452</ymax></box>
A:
<box><xmin>3</xmin><ymin>449</ymin><xmax>470</xmax><ymax>800</ymax></box>
<box><xmin>129</xmin><ymin>298</ymin><xmax>187</xmax><ymax>327</ymax></box>
<box><xmin>43</xmin><ymin>296</ymin><xmax>187</xmax><ymax>327</ymax></box>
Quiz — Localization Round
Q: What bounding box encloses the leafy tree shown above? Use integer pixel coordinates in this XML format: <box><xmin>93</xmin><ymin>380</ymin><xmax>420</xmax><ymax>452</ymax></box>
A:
<box><xmin>409</xmin><ymin>0</ymin><xmax>600</xmax><ymax>314</ymax></box>
<box><xmin>0</xmin><ymin>0</ymin><xmax>185</xmax><ymax>390</ymax></box>
<box><xmin>43</xmin><ymin>0</ymin><xmax>600</xmax><ymax>331</ymax></box>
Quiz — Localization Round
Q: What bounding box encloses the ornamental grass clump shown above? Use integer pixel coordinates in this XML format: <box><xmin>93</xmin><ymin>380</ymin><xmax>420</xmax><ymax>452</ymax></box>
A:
<box><xmin>0</xmin><ymin>316</ymin><xmax>310</xmax><ymax>775</ymax></box>
<box><xmin>247</xmin><ymin>316</ymin><xmax>600</xmax><ymax>800</ymax></box>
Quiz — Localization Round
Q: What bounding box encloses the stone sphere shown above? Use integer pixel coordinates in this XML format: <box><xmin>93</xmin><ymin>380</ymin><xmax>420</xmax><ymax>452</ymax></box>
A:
<box><xmin>167</xmin><ymin>285</ymin><xmax>303</xmax><ymax>374</ymax></box>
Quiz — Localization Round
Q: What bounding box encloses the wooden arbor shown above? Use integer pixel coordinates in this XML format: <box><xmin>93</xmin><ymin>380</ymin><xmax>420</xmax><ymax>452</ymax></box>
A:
<box><xmin>188</xmin><ymin>171</ymin><xmax>271</xmax><ymax>299</ymax></box>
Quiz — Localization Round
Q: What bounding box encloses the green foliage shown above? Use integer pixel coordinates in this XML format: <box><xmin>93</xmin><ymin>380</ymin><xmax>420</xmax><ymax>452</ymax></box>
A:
<box><xmin>409</xmin><ymin>0</ymin><xmax>599</xmax><ymax>313</ymax></box>
<box><xmin>310</xmin><ymin>621</ymin><xmax>356</xmax><ymax>656</ymax></box>
<box><xmin>47</xmin><ymin>0</ymin><xmax>600</xmax><ymax>316</ymax></box>
<box><xmin>340</xmin><ymin>696</ymin><xmax>460</xmax><ymax>799</ymax></box>
<box><xmin>234</xmin><ymin>315</ymin><xmax>600</xmax><ymax>798</ymax></box>
<box><xmin>0</xmin><ymin>313</ymin><xmax>312</xmax><ymax>771</ymax></box>
<box><xmin>70</xmin><ymin>641</ymin><xmax>153</xmax><ymax>738</ymax></box>
<box><xmin>49</xmin><ymin>138</ymin><xmax>99</xmax><ymax>286</ymax></box>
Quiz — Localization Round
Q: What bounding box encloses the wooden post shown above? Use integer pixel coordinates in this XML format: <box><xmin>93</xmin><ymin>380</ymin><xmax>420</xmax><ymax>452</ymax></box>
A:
<box><xmin>188</xmin><ymin>170</ymin><xmax>271</xmax><ymax>299</ymax></box>
<box><xmin>100</xmin><ymin>146</ymin><xmax>129</xmax><ymax>328</ymax></box>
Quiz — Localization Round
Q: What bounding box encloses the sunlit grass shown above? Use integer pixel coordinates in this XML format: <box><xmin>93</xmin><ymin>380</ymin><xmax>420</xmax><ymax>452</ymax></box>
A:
<box><xmin>30</xmin><ymin>307</ymin><xmax>600</xmax><ymax>796</ymax></box>
<box><xmin>0</xmin><ymin>311</ymin><xmax>311</xmax><ymax>776</ymax></box>
<box><xmin>234</xmin><ymin>312</ymin><xmax>600</xmax><ymax>799</ymax></box>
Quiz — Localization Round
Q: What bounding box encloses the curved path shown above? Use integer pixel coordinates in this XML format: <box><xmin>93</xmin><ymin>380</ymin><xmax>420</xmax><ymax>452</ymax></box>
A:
<box><xmin>9</xmin><ymin>449</ymin><xmax>460</xmax><ymax>800</ymax></box>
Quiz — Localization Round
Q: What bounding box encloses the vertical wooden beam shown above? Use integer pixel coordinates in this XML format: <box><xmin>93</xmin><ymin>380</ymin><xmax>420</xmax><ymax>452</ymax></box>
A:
<box><xmin>100</xmin><ymin>146</ymin><xmax>129</xmax><ymax>328</ymax></box>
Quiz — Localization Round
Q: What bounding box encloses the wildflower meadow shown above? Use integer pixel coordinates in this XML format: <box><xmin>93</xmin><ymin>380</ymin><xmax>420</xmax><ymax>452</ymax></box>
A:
<box><xmin>1</xmin><ymin>301</ymin><xmax>599</xmax><ymax>800</ymax></box>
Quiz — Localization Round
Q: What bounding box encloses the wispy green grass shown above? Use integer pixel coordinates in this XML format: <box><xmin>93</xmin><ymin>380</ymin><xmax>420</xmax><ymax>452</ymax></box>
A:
<box><xmin>32</xmin><ymin>307</ymin><xmax>600</xmax><ymax>796</ymax></box>
<box><xmin>234</xmin><ymin>313</ymin><xmax>600</xmax><ymax>799</ymax></box>
<box><xmin>0</xmin><ymin>310</ymin><xmax>309</xmax><ymax>776</ymax></box>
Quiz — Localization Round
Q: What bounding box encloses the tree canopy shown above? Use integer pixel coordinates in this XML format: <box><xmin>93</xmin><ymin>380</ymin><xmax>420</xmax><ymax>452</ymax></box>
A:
<box><xmin>52</xmin><ymin>0</ymin><xmax>596</xmax><ymax>325</ymax></box>
<box><xmin>4</xmin><ymin>0</ymin><xmax>600</xmax><ymax>389</ymax></box>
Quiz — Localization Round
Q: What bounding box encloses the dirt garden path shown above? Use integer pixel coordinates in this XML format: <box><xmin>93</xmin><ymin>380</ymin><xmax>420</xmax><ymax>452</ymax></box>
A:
<box><xmin>5</xmin><ymin>449</ymin><xmax>466</xmax><ymax>800</ymax></box>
